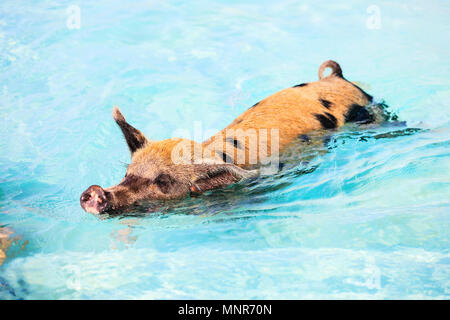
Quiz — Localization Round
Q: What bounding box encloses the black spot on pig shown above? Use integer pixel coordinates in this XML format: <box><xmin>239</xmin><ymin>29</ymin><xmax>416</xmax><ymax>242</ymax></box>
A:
<box><xmin>216</xmin><ymin>151</ymin><xmax>234</xmax><ymax>164</ymax></box>
<box><xmin>314</xmin><ymin>112</ymin><xmax>337</xmax><ymax>129</ymax></box>
<box><xmin>319</xmin><ymin>98</ymin><xmax>332</xmax><ymax>109</ymax></box>
<box><xmin>226</xmin><ymin>137</ymin><xmax>243</xmax><ymax>149</ymax></box>
<box><xmin>345</xmin><ymin>104</ymin><xmax>374</xmax><ymax>124</ymax></box>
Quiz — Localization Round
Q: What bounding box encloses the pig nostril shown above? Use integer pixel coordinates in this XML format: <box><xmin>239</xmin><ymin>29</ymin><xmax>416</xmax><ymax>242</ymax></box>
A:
<box><xmin>81</xmin><ymin>193</ymin><xmax>91</xmax><ymax>202</ymax></box>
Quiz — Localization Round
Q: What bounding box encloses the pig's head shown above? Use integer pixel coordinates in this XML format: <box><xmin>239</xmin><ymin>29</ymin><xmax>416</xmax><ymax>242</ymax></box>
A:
<box><xmin>80</xmin><ymin>107</ymin><xmax>255</xmax><ymax>214</ymax></box>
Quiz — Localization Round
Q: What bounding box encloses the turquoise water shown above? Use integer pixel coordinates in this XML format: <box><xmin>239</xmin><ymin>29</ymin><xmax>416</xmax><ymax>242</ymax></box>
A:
<box><xmin>0</xmin><ymin>0</ymin><xmax>449</xmax><ymax>299</ymax></box>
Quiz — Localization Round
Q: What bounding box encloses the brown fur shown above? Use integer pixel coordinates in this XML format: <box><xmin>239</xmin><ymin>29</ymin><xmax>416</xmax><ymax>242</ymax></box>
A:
<box><xmin>203</xmin><ymin>61</ymin><xmax>372</xmax><ymax>167</ymax></box>
<box><xmin>81</xmin><ymin>60</ymin><xmax>375</xmax><ymax>214</ymax></box>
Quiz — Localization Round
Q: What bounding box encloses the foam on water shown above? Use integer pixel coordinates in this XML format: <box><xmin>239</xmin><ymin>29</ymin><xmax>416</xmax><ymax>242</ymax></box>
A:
<box><xmin>0</xmin><ymin>0</ymin><xmax>449</xmax><ymax>299</ymax></box>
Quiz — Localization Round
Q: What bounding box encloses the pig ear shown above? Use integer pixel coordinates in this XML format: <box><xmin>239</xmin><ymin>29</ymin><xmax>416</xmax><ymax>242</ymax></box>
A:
<box><xmin>191</xmin><ymin>164</ymin><xmax>258</xmax><ymax>194</ymax></box>
<box><xmin>112</xmin><ymin>106</ymin><xmax>149</xmax><ymax>154</ymax></box>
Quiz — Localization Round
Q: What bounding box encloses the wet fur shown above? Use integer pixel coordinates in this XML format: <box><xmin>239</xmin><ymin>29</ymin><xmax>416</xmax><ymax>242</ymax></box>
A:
<box><xmin>82</xmin><ymin>60</ymin><xmax>377</xmax><ymax>213</ymax></box>
<box><xmin>203</xmin><ymin>60</ymin><xmax>373</xmax><ymax>168</ymax></box>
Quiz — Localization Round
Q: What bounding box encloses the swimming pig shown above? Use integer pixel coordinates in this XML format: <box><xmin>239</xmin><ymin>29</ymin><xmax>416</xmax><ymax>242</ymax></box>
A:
<box><xmin>80</xmin><ymin>60</ymin><xmax>374</xmax><ymax>214</ymax></box>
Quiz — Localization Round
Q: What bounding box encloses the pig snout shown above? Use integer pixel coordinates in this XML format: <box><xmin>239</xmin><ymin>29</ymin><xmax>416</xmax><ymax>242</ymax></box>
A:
<box><xmin>80</xmin><ymin>185</ymin><xmax>110</xmax><ymax>214</ymax></box>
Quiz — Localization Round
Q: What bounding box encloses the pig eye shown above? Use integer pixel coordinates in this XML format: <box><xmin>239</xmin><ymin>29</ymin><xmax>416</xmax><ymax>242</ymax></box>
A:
<box><xmin>155</xmin><ymin>173</ymin><xmax>175</xmax><ymax>194</ymax></box>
